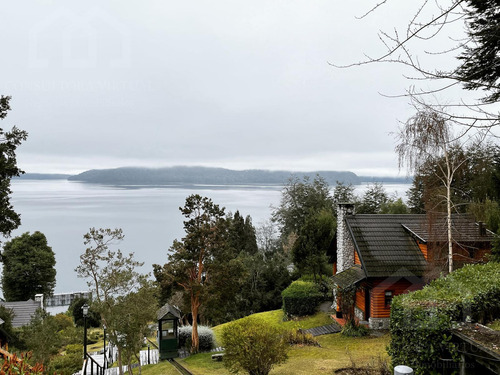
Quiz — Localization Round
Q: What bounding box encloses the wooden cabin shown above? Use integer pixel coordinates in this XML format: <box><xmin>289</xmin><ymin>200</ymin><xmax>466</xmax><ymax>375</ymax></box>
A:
<box><xmin>330</xmin><ymin>204</ymin><xmax>493</xmax><ymax>329</ymax></box>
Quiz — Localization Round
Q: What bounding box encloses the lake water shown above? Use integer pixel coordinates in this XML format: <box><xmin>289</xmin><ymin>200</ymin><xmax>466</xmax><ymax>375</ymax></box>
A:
<box><xmin>7</xmin><ymin>180</ymin><xmax>410</xmax><ymax>294</ymax></box>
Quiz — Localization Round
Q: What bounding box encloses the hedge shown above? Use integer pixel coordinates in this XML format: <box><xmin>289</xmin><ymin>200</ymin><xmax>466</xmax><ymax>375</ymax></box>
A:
<box><xmin>281</xmin><ymin>280</ymin><xmax>323</xmax><ymax>316</ymax></box>
<box><xmin>388</xmin><ymin>262</ymin><xmax>500</xmax><ymax>375</ymax></box>
<box><xmin>298</xmin><ymin>274</ymin><xmax>332</xmax><ymax>298</ymax></box>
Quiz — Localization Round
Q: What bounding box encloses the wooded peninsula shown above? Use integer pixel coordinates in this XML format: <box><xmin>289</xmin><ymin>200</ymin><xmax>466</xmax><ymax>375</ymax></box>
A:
<box><xmin>17</xmin><ymin>166</ymin><xmax>409</xmax><ymax>186</ymax></box>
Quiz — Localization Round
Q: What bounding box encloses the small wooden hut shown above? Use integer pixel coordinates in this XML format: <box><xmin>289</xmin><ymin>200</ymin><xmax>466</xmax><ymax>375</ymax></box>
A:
<box><xmin>157</xmin><ymin>303</ymin><xmax>181</xmax><ymax>360</ymax></box>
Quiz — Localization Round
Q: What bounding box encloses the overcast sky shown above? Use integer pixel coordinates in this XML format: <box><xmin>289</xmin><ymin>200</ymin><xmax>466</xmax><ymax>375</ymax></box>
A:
<box><xmin>0</xmin><ymin>1</ymin><xmax>469</xmax><ymax>176</ymax></box>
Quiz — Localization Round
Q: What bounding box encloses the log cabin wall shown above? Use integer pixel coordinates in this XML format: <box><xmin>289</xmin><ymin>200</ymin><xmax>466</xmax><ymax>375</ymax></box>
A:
<box><xmin>370</xmin><ymin>278</ymin><xmax>425</xmax><ymax>319</ymax></box>
<box><xmin>418</xmin><ymin>242</ymin><xmax>428</xmax><ymax>260</ymax></box>
<box><xmin>354</xmin><ymin>249</ymin><xmax>361</xmax><ymax>265</ymax></box>
<box><xmin>355</xmin><ymin>287</ymin><xmax>365</xmax><ymax>314</ymax></box>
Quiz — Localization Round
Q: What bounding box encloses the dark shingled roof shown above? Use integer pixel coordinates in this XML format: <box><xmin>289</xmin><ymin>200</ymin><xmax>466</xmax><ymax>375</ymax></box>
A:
<box><xmin>0</xmin><ymin>300</ymin><xmax>42</xmax><ymax>328</ymax></box>
<box><xmin>344</xmin><ymin>214</ymin><xmax>493</xmax><ymax>278</ymax></box>
<box><xmin>402</xmin><ymin>214</ymin><xmax>495</xmax><ymax>243</ymax></box>
<box><xmin>157</xmin><ymin>303</ymin><xmax>181</xmax><ymax>321</ymax></box>
<box><xmin>331</xmin><ymin>265</ymin><xmax>366</xmax><ymax>288</ymax></box>
<box><xmin>345</xmin><ymin>215</ymin><xmax>428</xmax><ymax>278</ymax></box>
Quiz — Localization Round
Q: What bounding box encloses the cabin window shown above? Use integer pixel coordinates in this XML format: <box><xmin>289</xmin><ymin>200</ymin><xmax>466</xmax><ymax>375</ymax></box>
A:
<box><xmin>384</xmin><ymin>290</ymin><xmax>394</xmax><ymax>307</ymax></box>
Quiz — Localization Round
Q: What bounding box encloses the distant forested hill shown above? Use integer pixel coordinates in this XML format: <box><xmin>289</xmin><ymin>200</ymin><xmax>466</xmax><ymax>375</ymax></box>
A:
<box><xmin>16</xmin><ymin>173</ymin><xmax>72</xmax><ymax>180</ymax></box>
<box><xmin>68</xmin><ymin>166</ymin><xmax>361</xmax><ymax>186</ymax></box>
<box><xmin>358</xmin><ymin>175</ymin><xmax>410</xmax><ymax>184</ymax></box>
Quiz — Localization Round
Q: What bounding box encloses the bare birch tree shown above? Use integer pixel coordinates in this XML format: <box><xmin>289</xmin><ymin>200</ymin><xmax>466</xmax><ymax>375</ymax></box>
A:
<box><xmin>395</xmin><ymin>110</ymin><xmax>482</xmax><ymax>273</ymax></box>
<box><xmin>334</xmin><ymin>1</ymin><xmax>500</xmax><ymax>132</ymax></box>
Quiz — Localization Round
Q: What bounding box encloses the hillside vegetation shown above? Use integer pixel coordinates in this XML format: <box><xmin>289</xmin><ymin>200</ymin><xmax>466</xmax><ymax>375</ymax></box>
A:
<box><xmin>68</xmin><ymin>166</ymin><xmax>361</xmax><ymax>185</ymax></box>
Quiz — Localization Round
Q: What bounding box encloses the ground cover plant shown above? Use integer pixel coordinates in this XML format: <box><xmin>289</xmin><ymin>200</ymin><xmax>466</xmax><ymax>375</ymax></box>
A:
<box><xmin>389</xmin><ymin>262</ymin><xmax>500</xmax><ymax>374</ymax></box>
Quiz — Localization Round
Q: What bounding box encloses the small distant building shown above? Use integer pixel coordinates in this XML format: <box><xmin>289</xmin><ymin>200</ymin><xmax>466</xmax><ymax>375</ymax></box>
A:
<box><xmin>0</xmin><ymin>300</ymin><xmax>42</xmax><ymax>328</ymax></box>
<box><xmin>41</xmin><ymin>291</ymin><xmax>91</xmax><ymax>315</ymax></box>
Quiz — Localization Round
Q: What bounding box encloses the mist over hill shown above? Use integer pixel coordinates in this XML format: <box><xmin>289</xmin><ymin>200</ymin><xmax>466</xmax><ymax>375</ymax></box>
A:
<box><xmin>67</xmin><ymin>166</ymin><xmax>362</xmax><ymax>186</ymax></box>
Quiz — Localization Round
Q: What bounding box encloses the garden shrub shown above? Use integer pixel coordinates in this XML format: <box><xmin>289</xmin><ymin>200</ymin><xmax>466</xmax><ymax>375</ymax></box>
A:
<box><xmin>282</xmin><ymin>280</ymin><xmax>323</xmax><ymax>316</ymax></box>
<box><xmin>46</xmin><ymin>352</ymin><xmax>83</xmax><ymax>375</ymax></box>
<box><xmin>0</xmin><ymin>353</ymin><xmax>44</xmax><ymax>374</ymax></box>
<box><xmin>221</xmin><ymin>316</ymin><xmax>288</xmax><ymax>375</ymax></box>
<box><xmin>299</xmin><ymin>274</ymin><xmax>332</xmax><ymax>299</ymax></box>
<box><xmin>65</xmin><ymin>344</ymin><xmax>83</xmax><ymax>355</ymax></box>
<box><xmin>178</xmin><ymin>325</ymin><xmax>215</xmax><ymax>351</ymax></box>
<box><xmin>388</xmin><ymin>262</ymin><xmax>500</xmax><ymax>375</ymax></box>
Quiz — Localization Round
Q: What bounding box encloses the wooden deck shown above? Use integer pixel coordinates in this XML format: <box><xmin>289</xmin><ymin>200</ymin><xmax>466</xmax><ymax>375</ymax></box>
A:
<box><xmin>303</xmin><ymin>323</ymin><xmax>341</xmax><ymax>337</ymax></box>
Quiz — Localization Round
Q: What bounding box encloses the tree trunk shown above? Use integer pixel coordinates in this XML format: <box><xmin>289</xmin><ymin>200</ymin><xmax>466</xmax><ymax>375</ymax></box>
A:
<box><xmin>447</xmin><ymin>181</ymin><xmax>453</xmax><ymax>274</ymax></box>
<box><xmin>134</xmin><ymin>352</ymin><xmax>142</xmax><ymax>375</ymax></box>
<box><xmin>446</xmin><ymin>152</ymin><xmax>453</xmax><ymax>274</ymax></box>
<box><xmin>191</xmin><ymin>292</ymin><xmax>200</xmax><ymax>353</ymax></box>
<box><xmin>117</xmin><ymin>347</ymin><xmax>124</xmax><ymax>375</ymax></box>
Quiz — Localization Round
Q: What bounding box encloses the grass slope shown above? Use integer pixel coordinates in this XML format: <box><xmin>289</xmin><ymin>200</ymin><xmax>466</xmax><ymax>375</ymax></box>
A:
<box><xmin>178</xmin><ymin>334</ymin><xmax>389</xmax><ymax>375</ymax></box>
<box><xmin>213</xmin><ymin>309</ymin><xmax>333</xmax><ymax>344</ymax></box>
<box><xmin>134</xmin><ymin>361</ymin><xmax>179</xmax><ymax>375</ymax></box>
<box><xmin>180</xmin><ymin>310</ymin><xmax>389</xmax><ymax>375</ymax></box>
<box><xmin>134</xmin><ymin>310</ymin><xmax>390</xmax><ymax>375</ymax></box>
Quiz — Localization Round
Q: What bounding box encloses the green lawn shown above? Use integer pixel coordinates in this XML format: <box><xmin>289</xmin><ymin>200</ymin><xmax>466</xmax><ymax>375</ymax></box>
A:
<box><xmin>181</xmin><ymin>310</ymin><xmax>390</xmax><ymax>375</ymax></box>
<box><xmin>177</xmin><ymin>333</ymin><xmax>389</xmax><ymax>375</ymax></box>
<box><xmin>122</xmin><ymin>310</ymin><xmax>391</xmax><ymax>375</ymax></box>
<box><xmin>131</xmin><ymin>361</ymin><xmax>179</xmax><ymax>375</ymax></box>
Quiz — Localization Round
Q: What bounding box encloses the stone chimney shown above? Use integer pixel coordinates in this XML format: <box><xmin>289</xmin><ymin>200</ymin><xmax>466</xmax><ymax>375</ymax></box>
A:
<box><xmin>34</xmin><ymin>294</ymin><xmax>44</xmax><ymax>310</ymax></box>
<box><xmin>337</xmin><ymin>203</ymin><xmax>355</xmax><ymax>273</ymax></box>
<box><xmin>478</xmin><ymin>221</ymin><xmax>486</xmax><ymax>236</ymax></box>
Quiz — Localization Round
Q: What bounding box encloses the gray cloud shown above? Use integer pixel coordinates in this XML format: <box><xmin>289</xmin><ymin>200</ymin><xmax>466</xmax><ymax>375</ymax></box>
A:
<box><xmin>2</xmin><ymin>1</ymin><xmax>429</xmax><ymax>176</ymax></box>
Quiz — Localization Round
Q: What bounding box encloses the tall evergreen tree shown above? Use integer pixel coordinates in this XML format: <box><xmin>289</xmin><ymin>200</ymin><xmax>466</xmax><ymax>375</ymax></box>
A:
<box><xmin>0</xmin><ymin>95</ymin><xmax>27</xmax><ymax>240</ymax></box>
<box><xmin>157</xmin><ymin>195</ymin><xmax>227</xmax><ymax>352</ymax></box>
<box><xmin>356</xmin><ymin>183</ymin><xmax>389</xmax><ymax>214</ymax></box>
<box><xmin>272</xmin><ymin>175</ymin><xmax>334</xmax><ymax>240</ymax></box>
<box><xmin>332</xmin><ymin>181</ymin><xmax>356</xmax><ymax>209</ymax></box>
<box><xmin>1</xmin><ymin>231</ymin><xmax>56</xmax><ymax>301</ymax></box>
<box><xmin>457</xmin><ymin>0</ymin><xmax>500</xmax><ymax>103</ymax></box>
<box><xmin>226</xmin><ymin>211</ymin><xmax>258</xmax><ymax>255</ymax></box>
<box><xmin>292</xmin><ymin>209</ymin><xmax>334</xmax><ymax>281</ymax></box>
